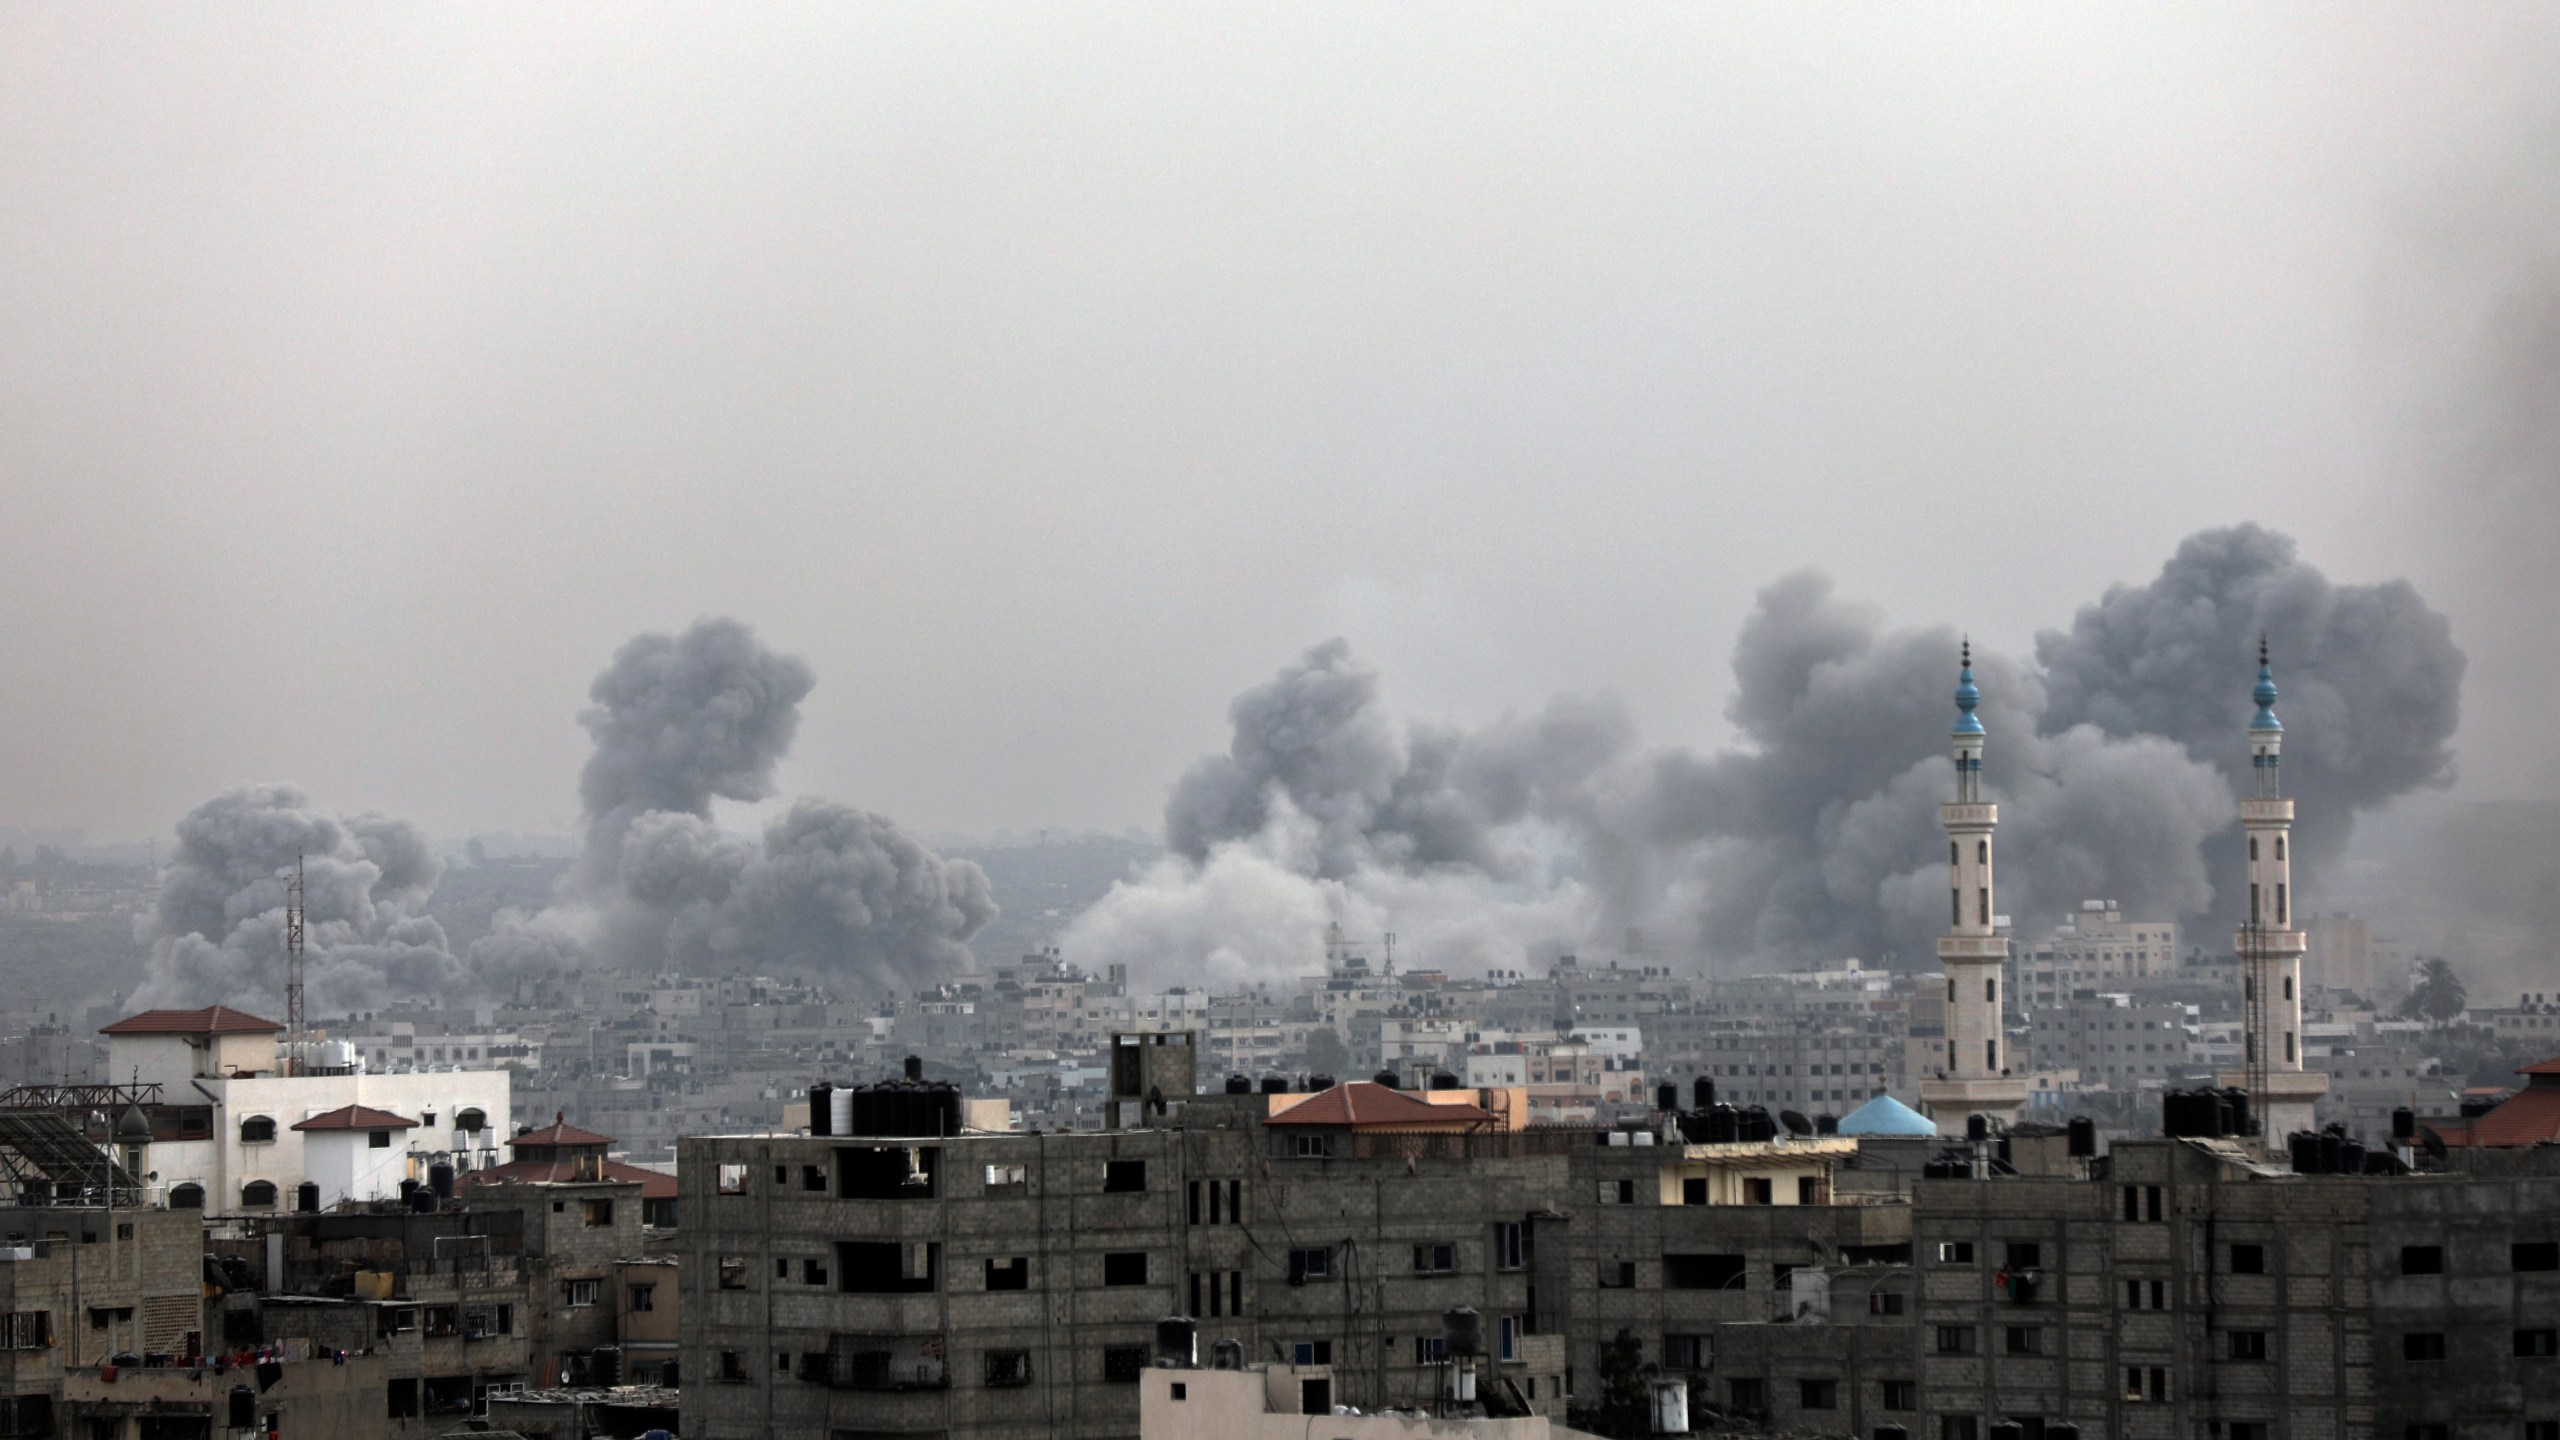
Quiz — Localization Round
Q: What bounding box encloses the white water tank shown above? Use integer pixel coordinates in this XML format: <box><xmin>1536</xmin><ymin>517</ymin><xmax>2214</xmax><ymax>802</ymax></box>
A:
<box><xmin>1651</xmin><ymin>1378</ymin><xmax>1689</xmax><ymax>1434</ymax></box>
<box><xmin>319</xmin><ymin>1041</ymin><xmax>357</xmax><ymax>1070</ymax></box>
<box><xmin>829</xmin><ymin>1087</ymin><xmax>855</xmax><ymax>1135</ymax></box>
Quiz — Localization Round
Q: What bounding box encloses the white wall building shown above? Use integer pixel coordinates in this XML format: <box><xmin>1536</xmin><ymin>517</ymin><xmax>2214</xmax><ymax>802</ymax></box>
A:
<box><xmin>102</xmin><ymin>1006</ymin><xmax>511</xmax><ymax>1214</ymax></box>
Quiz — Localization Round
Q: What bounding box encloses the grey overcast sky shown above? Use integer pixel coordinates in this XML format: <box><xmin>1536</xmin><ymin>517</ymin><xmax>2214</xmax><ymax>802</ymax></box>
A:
<box><xmin>4</xmin><ymin>6</ymin><xmax>2557</xmax><ymax>846</ymax></box>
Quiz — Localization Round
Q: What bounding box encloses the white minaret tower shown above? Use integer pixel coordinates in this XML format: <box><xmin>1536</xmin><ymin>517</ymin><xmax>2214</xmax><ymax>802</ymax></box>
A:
<box><xmin>2217</xmin><ymin>639</ymin><xmax>2327</xmax><ymax>1142</ymax></box>
<box><xmin>1920</xmin><ymin>643</ymin><xmax>2027</xmax><ymax>1133</ymax></box>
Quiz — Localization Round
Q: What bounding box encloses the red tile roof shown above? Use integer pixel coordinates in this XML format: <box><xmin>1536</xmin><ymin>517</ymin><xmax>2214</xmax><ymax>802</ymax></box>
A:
<box><xmin>1264</xmin><ymin>1081</ymin><xmax>1494</xmax><ymax>1130</ymax></box>
<box><xmin>459</xmin><ymin>1157</ymin><xmax>676</xmax><ymax>1200</ymax></box>
<box><xmin>292</xmin><ymin>1104</ymin><xmax>418</xmax><ymax>1132</ymax></box>
<box><xmin>2519</xmin><ymin>1057</ymin><xmax>2560</xmax><ymax>1076</ymax></box>
<box><xmin>101</xmin><ymin>1006</ymin><xmax>283</xmax><ymax>1037</ymax></box>
<box><xmin>511</xmin><ymin>1119</ymin><xmax>614</xmax><ymax>1149</ymax></box>
<box><xmin>2467</xmin><ymin>1086</ymin><xmax>2560</xmax><ymax>1147</ymax></box>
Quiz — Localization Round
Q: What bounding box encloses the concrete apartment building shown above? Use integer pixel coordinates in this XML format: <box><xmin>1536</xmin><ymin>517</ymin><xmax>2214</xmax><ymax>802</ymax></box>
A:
<box><xmin>2013</xmin><ymin>903</ymin><xmax>2181</xmax><ymax>1011</ymax></box>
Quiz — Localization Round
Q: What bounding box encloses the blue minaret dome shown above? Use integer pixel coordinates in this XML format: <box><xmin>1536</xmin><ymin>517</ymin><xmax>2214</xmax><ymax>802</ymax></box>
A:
<box><xmin>2250</xmin><ymin>635</ymin><xmax>2282</xmax><ymax>732</ymax></box>
<box><xmin>1953</xmin><ymin>640</ymin><xmax>1984</xmax><ymax>736</ymax></box>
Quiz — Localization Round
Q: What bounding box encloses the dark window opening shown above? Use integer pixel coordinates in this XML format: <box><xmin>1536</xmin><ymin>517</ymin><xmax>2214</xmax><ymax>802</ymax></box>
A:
<box><xmin>2230</xmin><ymin>1244</ymin><xmax>2265</xmax><ymax>1274</ymax></box>
<box><xmin>2517</xmin><ymin>1242</ymin><xmax>2559</xmax><ymax>1271</ymax></box>
<box><xmin>2401</xmin><ymin>1246</ymin><xmax>2444</xmax><ymax>1276</ymax></box>
<box><xmin>2004</xmin><ymin>1242</ymin><xmax>2041</xmax><ymax>1269</ymax></box>
<box><xmin>1103</xmin><ymin>1160</ymin><xmax>1146</xmax><ymax>1193</ymax></box>
<box><xmin>985</xmin><ymin>1257</ymin><xmax>1028</xmax><ymax>1292</ymax></box>
<box><xmin>837</xmin><ymin>1146</ymin><xmax>938</xmax><ymax>1200</ymax></box>
<box><xmin>1664</xmin><ymin>1254</ymin><xmax>1746</xmax><ymax>1291</ymax></box>
<box><xmin>1102</xmin><ymin>1346</ymin><xmax>1149</xmax><ymax>1384</ymax></box>
<box><xmin>1102</xmin><ymin>1252</ymin><xmax>1148</xmax><ymax>1287</ymax></box>
<box><xmin>2403</xmin><ymin>1332</ymin><xmax>2446</xmax><ymax>1361</ymax></box>
<box><xmin>835</xmin><ymin>1240</ymin><xmax>938</xmax><ymax>1294</ymax></box>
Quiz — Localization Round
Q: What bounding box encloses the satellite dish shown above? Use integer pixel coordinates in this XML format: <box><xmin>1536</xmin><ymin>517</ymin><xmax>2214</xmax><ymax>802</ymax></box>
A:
<box><xmin>2419</xmin><ymin>1126</ymin><xmax>2449</xmax><ymax>1162</ymax></box>
<box><xmin>1778</xmin><ymin>1109</ymin><xmax>1813</xmax><ymax>1137</ymax></box>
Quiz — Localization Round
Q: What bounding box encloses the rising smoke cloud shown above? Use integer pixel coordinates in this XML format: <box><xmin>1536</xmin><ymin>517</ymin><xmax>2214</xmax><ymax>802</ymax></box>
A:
<box><xmin>135</xmin><ymin>619</ymin><xmax>994</xmax><ymax>1014</ymax></box>
<box><xmin>1066</xmin><ymin>525</ymin><xmax>2463</xmax><ymax>990</ymax></box>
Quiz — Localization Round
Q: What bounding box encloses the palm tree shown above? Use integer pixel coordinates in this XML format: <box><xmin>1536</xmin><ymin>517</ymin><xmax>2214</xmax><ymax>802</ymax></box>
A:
<box><xmin>2397</xmin><ymin>957</ymin><xmax>2469</xmax><ymax>1028</ymax></box>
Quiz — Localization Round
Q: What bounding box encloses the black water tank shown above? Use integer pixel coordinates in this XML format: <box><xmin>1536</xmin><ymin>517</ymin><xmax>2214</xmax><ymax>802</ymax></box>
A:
<box><xmin>2225</xmin><ymin>1088</ymin><xmax>2253</xmax><ymax>1138</ymax></box>
<box><xmin>1742</xmin><ymin>1106</ymin><xmax>1776</xmax><ymax>1143</ymax></box>
<box><xmin>1211</xmin><ymin>1338</ymin><xmax>1244</xmax><ymax>1370</ymax></box>
<box><xmin>2392</xmin><ymin>1107</ymin><xmax>2417</xmax><ymax>1141</ymax></box>
<box><xmin>1442</xmin><ymin>1307</ymin><xmax>1483</xmax><ymax>1357</ymax></box>
<box><xmin>590</xmin><ymin>1345</ymin><xmax>621</xmax><ymax>1386</ymax></box>
<box><xmin>1308</xmin><ymin>1075</ymin><xmax>1335</xmax><ymax>1092</ymax></box>
<box><xmin>1374</xmin><ymin>1070</ymin><xmax>1401</xmax><ymax>1089</ymax></box>
<box><xmin>850</xmin><ymin>1085</ymin><xmax>879</xmax><ymax>1135</ymax></box>
<box><xmin>1225</xmin><ymin>1075</ymin><xmax>1252</xmax><ymax>1095</ymax></box>
<box><xmin>809</xmin><ymin>1083</ymin><xmax>834</xmax><ymax>1136</ymax></box>
<box><xmin>228</xmin><ymin>1387</ymin><xmax>256</xmax><ymax>1428</ymax></box>
<box><xmin>429</xmin><ymin>1163</ymin><xmax>455</xmax><ymax>1201</ymax></box>
<box><xmin>1155</xmin><ymin>1315</ymin><xmax>1198</xmax><ymax>1368</ymax></box>
<box><xmin>1875</xmin><ymin>1427</ymin><xmax>1910</xmax><ymax>1440</ymax></box>
<box><xmin>1966</xmin><ymin>1113</ymin><xmax>1990</xmax><ymax>1143</ymax></box>
<box><xmin>295</xmin><ymin>1182</ymin><xmax>320</xmax><ymax>1214</ymax></box>
<box><xmin>903</xmin><ymin>1054</ymin><xmax>924</xmax><ymax>1082</ymax></box>
<box><xmin>2290</xmin><ymin>1132</ymin><xmax>2322</xmax><ymax>1173</ymax></box>
<box><xmin>2336</xmin><ymin>1139</ymin><xmax>2365</xmax><ymax>1175</ymax></box>
<box><xmin>2318</xmin><ymin>1131</ymin><xmax>2345</xmax><ymax>1175</ymax></box>
<box><xmin>1430</xmin><ymin>1072</ymin><xmax>1459</xmax><ymax>1090</ymax></box>
<box><xmin>1694</xmin><ymin>1076</ymin><xmax>1716</xmax><ymax>1110</ymax></box>
<box><xmin>1706</xmin><ymin>1104</ymin><xmax>1740</xmax><ymax>1145</ymax></box>
<box><xmin>2068</xmin><ymin>1116</ymin><xmax>2097</xmax><ymax>1157</ymax></box>
<box><xmin>1260</xmin><ymin>1076</ymin><xmax>1289</xmax><ymax>1095</ymax></box>
<box><xmin>1815</xmin><ymin>1114</ymin><xmax>1838</xmax><ymax>1136</ymax></box>
<box><xmin>408</xmin><ymin>1187</ymin><xmax>435</xmax><ymax>1214</ymax></box>
<box><xmin>1656</xmin><ymin>1083</ymin><xmax>1680</xmax><ymax>1113</ymax></box>
<box><xmin>398</xmin><ymin>1179</ymin><xmax>420</xmax><ymax>1204</ymax></box>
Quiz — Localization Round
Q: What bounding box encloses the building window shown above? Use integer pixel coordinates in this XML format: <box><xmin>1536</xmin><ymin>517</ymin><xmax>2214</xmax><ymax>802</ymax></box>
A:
<box><xmin>1661</xmin><ymin>1334</ymin><xmax>1707</xmax><ymax>1370</ymax></box>
<box><xmin>455</xmin><ymin>1108</ymin><xmax>485</xmax><ymax>1133</ymax></box>
<box><xmin>2403</xmin><ymin>1332</ymin><xmax>2447</xmax><ymax>1361</ymax></box>
<box><xmin>1598</xmin><ymin>1261</ymin><xmax>1636</xmax><ymax>1289</ymax></box>
<box><xmin>1496</xmin><ymin>1222</ymin><xmax>1525</xmax><ymax>1270</ymax></box>
<box><xmin>986</xmin><ymin>1164</ymin><xmax>1027</xmax><ymax>1189</ymax></box>
<box><xmin>562</xmin><ymin>1279</ymin><xmax>600</xmax><ymax>1308</ymax></box>
<box><xmin>984</xmin><ymin>1350</ymin><xmax>1031</xmax><ymax>1388</ymax></box>
<box><xmin>1291</xmin><ymin>1340</ymin><xmax>1332</xmax><ymax>1366</ymax></box>
<box><xmin>2517</xmin><ymin>1243</ymin><xmax>2559</xmax><ymax>1272</ymax></box>
<box><xmin>168</xmin><ymin>1183</ymin><xmax>204</xmax><ymax>1210</ymax></box>
<box><xmin>0</xmin><ymin>1314</ymin><xmax>48</xmax><ymax>1351</ymax></box>
<box><xmin>1413</xmin><ymin>1244</ymin><xmax>1455</xmax><ymax>1275</ymax></box>
<box><xmin>387</xmin><ymin>1380</ymin><xmax>418</xmax><ymax>1418</ymax></box>
<box><xmin>1940</xmin><ymin>1418</ymin><xmax>1979</xmax><ymax>1440</ymax></box>
<box><xmin>1289</xmin><ymin>1134</ymin><xmax>1332</xmax><ymax>1158</ymax></box>
<box><xmin>582</xmin><ymin>1199</ymin><xmax>614</xmax><ymax>1227</ymax></box>
<box><xmin>240</xmin><ymin>1181</ymin><xmax>277</xmax><ymax>1208</ymax></box>
<box><xmin>1288</xmin><ymin>1247</ymin><xmax>1329</xmax><ymax>1283</ymax></box>
<box><xmin>716</xmin><ymin>1258</ymin><xmax>745</xmax><ymax>1290</ymax></box>
<box><xmin>986</xmin><ymin>1257</ymin><xmax>1029</xmax><ymax>1291</ymax></box>
<box><xmin>1415</xmin><ymin>1336</ymin><xmax>1448</xmax><ymax>1366</ymax></box>
<box><xmin>2525</xmin><ymin>1424</ymin><xmax>2559</xmax><ymax>1440</ymax></box>
<box><xmin>627</xmin><ymin>1284</ymin><xmax>655</xmax><ymax>1312</ymax></box>
<box><xmin>802</xmin><ymin>1165</ymin><xmax>826</xmax><ymax>1192</ymax></box>
<box><xmin>1870</xmin><ymin>1290</ymin><xmax>1906</xmax><ymax>1316</ymax></box>
<box><xmin>1726</xmin><ymin>1378</ymin><xmax>1765</xmax><ymax>1413</ymax></box>
<box><xmin>1103</xmin><ymin>1160</ymin><xmax>1146</xmax><ymax>1193</ymax></box>
<box><xmin>1880</xmin><ymin>1379</ymin><xmax>1916</xmax><ymax>1410</ymax></box>
<box><xmin>1799</xmin><ymin>1379</ymin><xmax>1837</xmax><ymax>1410</ymax></box>
<box><xmin>2519</xmin><ymin>1330</ymin><xmax>2559</xmax><ymax>1358</ymax></box>
<box><xmin>717</xmin><ymin>1165</ymin><xmax>748</xmax><ymax>1195</ymax></box>
<box><xmin>1934</xmin><ymin>1326</ymin><xmax>1976</xmax><ymax>1355</ymax></box>
<box><xmin>801</xmin><ymin>1259</ymin><xmax>828</xmax><ymax>1286</ymax></box>
<box><xmin>368</xmin><ymin>1131</ymin><xmax>392</xmax><ymax>1149</ymax></box>
<box><xmin>2005</xmin><ymin>1326</ymin><xmax>2042</xmax><ymax>1355</ymax></box>
<box><xmin>1935</xmin><ymin>1241</ymin><xmax>1975</xmax><ymax>1264</ymax></box>
<box><xmin>2230</xmin><ymin>1244</ymin><xmax>2265</xmax><ymax>1274</ymax></box>
<box><xmin>239</xmin><ymin>1116</ymin><xmax>276</xmax><ymax>1144</ymax></box>
<box><xmin>717</xmin><ymin>1351</ymin><xmax>745</xmax><ymax>1384</ymax></box>
<box><xmin>2003</xmin><ymin>1242</ymin><xmax>2041</xmax><ymax>1269</ymax></box>
<box><xmin>2402</xmin><ymin>1246</ymin><xmax>2445</xmax><ymax>1276</ymax></box>
<box><xmin>1664</xmin><ymin>1254</ymin><xmax>1745</xmax><ymax>1290</ymax></box>
<box><xmin>2226</xmin><ymin>1330</ymin><xmax>2267</xmax><ymax>1361</ymax></box>
<box><xmin>1742</xmin><ymin>1177</ymin><xmax>1773</xmax><ymax>1205</ymax></box>
<box><xmin>1103</xmin><ymin>1253</ymin><xmax>1148</xmax><ymax>1287</ymax></box>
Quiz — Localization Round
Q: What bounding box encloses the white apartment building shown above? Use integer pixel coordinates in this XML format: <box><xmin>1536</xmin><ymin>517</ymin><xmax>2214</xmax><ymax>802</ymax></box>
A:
<box><xmin>102</xmin><ymin>1005</ymin><xmax>512</xmax><ymax>1213</ymax></box>
<box><xmin>2014</xmin><ymin>901</ymin><xmax>2180</xmax><ymax>1010</ymax></box>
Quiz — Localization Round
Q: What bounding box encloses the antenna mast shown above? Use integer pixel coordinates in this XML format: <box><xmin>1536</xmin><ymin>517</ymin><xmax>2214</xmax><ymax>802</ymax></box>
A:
<box><xmin>284</xmin><ymin>855</ymin><xmax>305</xmax><ymax>1076</ymax></box>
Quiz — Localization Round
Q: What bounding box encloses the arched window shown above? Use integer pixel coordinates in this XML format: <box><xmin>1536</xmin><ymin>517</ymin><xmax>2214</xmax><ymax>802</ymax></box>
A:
<box><xmin>455</xmin><ymin>1108</ymin><xmax>487</xmax><ymax>1134</ymax></box>
<box><xmin>240</xmin><ymin>1181</ymin><xmax>278</xmax><ymax>1208</ymax></box>
<box><xmin>2249</xmin><ymin>837</ymin><xmax>2259</xmax><ymax>862</ymax></box>
<box><xmin>168</xmin><ymin>1183</ymin><xmax>204</xmax><ymax>1210</ymax></box>
<box><xmin>239</xmin><ymin>1115</ymin><xmax>276</xmax><ymax>1144</ymax></box>
<box><xmin>2274</xmin><ymin>836</ymin><xmax>2285</xmax><ymax>861</ymax></box>
<box><xmin>1977</xmin><ymin>840</ymin><xmax>1987</xmax><ymax>865</ymax></box>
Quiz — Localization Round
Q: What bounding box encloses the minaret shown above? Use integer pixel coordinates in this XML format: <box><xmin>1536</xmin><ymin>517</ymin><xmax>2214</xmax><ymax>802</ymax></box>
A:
<box><xmin>2217</xmin><ymin>639</ymin><xmax>2327</xmax><ymax>1141</ymax></box>
<box><xmin>1919</xmin><ymin>643</ymin><xmax>2028</xmax><ymax>1133</ymax></box>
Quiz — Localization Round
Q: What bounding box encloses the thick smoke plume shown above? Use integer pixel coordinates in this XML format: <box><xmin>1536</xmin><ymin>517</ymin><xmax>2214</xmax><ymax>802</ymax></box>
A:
<box><xmin>131</xmin><ymin>784</ymin><xmax>474</xmax><ymax>1014</ymax></box>
<box><xmin>1067</xmin><ymin>526</ymin><xmax>2462</xmax><ymax>990</ymax></box>
<box><xmin>136</xmin><ymin>620</ymin><xmax>992</xmax><ymax>1014</ymax></box>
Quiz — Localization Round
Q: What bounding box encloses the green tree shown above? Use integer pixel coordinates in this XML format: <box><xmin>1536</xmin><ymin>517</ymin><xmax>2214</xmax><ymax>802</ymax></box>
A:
<box><xmin>1567</xmin><ymin>1328</ymin><xmax>1657</xmax><ymax>1439</ymax></box>
<box><xmin>1303</xmin><ymin>1026</ymin><xmax>1350</xmax><ymax>1077</ymax></box>
<box><xmin>2398</xmin><ymin>957</ymin><xmax>2469</xmax><ymax>1027</ymax></box>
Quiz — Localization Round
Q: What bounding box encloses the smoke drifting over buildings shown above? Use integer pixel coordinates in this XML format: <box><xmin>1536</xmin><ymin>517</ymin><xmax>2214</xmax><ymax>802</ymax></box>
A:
<box><xmin>131</xmin><ymin>784</ymin><xmax>473</xmax><ymax>1013</ymax></box>
<box><xmin>1070</xmin><ymin>525</ymin><xmax>2464</xmax><ymax>990</ymax></box>
<box><xmin>134</xmin><ymin>620</ymin><xmax>994</xmax><ymax>1014</ymax></box>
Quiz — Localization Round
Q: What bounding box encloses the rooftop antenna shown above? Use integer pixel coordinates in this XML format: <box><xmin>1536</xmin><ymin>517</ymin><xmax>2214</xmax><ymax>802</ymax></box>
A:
<box><xmin>284</xmin><ymin>854</ymin><xmax>306</xmax><ymax>1076</ymax></box>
